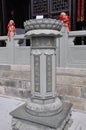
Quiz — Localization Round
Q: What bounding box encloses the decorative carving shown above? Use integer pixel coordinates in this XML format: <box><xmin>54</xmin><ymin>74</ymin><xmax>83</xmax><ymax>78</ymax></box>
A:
<box><xmin>24</xmin><ymin>19</ymin><xmax>63</xmax><ymax>32</ymax></box>
<box><xmin>34</xmin><ymin>55</ymin><xmax>40</xmax><ymax>92</ymax></box>
<box><xmin>12</xmin><ymin>118</ymin><xmax>21</xmax><ymax>130</ymax></box>
<box><xmin>31</xmin><ymin>50</ymin><xmax>42</xmax><ymax>55</ymax></box>
<box><xmin>26</xmin><ymin>97</ymin><xmax>62</xmax><ymax>116</ymax></box>
<box><xmin>31</xmin><ymin>49</ymin><xmax>55</xmax><ymax>55</ymax></box>
<box><xmin>44</xmin><ymin>49</ymin><xmax>55</xmax><ymax>55</ymax></box>
<box><xmin>46</xmin><ymin>55</ymin><xmax>52</xmax><ymax>92</ymax></box>
<box><xmin>12</xmin><ymin>113</ymin><xmax>72</xmax><ymax>130</ymax></box>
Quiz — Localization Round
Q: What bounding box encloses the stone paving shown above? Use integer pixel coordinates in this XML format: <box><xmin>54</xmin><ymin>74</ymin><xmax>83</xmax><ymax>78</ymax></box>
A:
<box><xmin>0</xmin><ymin>96</ymin><xmax>86</xmax><ymax>130</ymax></box>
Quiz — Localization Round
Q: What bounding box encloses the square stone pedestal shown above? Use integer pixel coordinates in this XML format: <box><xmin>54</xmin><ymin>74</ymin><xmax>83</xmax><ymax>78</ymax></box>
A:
<box><xmin>10</xmin><ymin>102</ymin><xmax>72</xmax><ymax>130</ymax></box>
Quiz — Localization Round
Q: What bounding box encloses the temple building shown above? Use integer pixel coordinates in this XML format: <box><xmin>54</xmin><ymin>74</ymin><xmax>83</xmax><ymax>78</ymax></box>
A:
<box><xmin>0</xmin><ymin>0</ymin><xmax>86</xmax><ymax>44</ymax></box>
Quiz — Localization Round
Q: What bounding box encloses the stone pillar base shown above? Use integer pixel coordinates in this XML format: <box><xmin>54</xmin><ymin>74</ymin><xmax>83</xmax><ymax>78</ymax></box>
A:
<box><xmin>26</xmin><ymin>97</ymin><xmax>63</xmax><ymax>116</ymax></box>
<box><xmin>10</xmin><ymin>102</ymin><xmax>72</xmax><ymax>130</ymax></box>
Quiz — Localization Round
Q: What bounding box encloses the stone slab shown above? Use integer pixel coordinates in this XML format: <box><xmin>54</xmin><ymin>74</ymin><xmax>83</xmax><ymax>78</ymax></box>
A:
<box><xmin>10</xmin><ymin>102</ymin><xmax>72</xmax><ymax>129</ymax></box>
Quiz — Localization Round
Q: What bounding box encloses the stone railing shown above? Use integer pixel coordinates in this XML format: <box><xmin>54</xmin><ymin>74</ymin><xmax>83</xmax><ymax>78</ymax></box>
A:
<box><xmin>59</xmin><ymin>30</ymin><xmax>86</xmax><ymax>68</ymax></box>
<box><xmin>69</xmin><ymin>30</ymin><xmax>86</xmax><ymax>37</ymax></box>
<box><xmin>0</xmin><ymin>29</ymin><xmax>86</xmax><ymax>68</ymax></box>
<box><xmin>0</xmin><ymin>34</ymin><xmax>30</xmax><ymax>65</ymax></box>
<box><xmin>68</xmin><ymin>30</ymin><xmax>86</xmax><ymax>46</ymax></box>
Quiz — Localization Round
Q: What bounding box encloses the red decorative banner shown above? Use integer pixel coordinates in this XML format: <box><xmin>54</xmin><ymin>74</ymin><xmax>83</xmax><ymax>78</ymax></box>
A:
<box><xmin>81</xmin><ymin>0</ymin><xmax>84</xmax><ymax>21</ymax></box>
<box><xmin>77</xmin><ymin>0</ymin><xmax>81</xmax><ymax>22</ymax></box>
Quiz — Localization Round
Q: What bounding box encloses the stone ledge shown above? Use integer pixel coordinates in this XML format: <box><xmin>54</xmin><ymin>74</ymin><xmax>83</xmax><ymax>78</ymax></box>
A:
<box><xmin>25</xmin><ymin>29</ymin><xmax>63</xmax><ymax>38</ymax></box>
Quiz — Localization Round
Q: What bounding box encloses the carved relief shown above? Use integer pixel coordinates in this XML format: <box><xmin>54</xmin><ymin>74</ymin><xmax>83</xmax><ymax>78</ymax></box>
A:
<box><xmin>46</xmin><ymin>55</ymin><xmax>52</xmax><ymax>92</ymax></box>
<box><xmin>34</xmin><ymin>55</ymin><xmax>40</xmax><ymax>92</ymax></box>
<box><xmin>31</xmin><ymin>49</ymin><xmax>55</xmax><ymax>55</ymax></box>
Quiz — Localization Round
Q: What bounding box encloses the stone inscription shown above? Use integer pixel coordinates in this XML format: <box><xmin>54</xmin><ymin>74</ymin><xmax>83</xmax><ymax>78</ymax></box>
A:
<box><xmin>34</xmin><ymin>55</ymin><xmax>40</xmax><ymax>92</ymax></box>
<box><xmin>46</xmin><ymin>55</ymin><xmax>52</xmax><ymax>92</ymax></box>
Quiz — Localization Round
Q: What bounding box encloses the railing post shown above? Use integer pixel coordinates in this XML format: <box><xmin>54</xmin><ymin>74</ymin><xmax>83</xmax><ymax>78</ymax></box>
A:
<box><xmin>59</xmin><ymin>27</ymin><xmax>69</xmax><ymax>67</ymax></box>
<box><xmin>7</xmin><ymin>32</ymin><xmax>15</xmax><ymax>64</ymax></box>
<box><xmin>56</xmin><ymin>38</ymin><xmax>60</xmax><ymax>67</ymax></box>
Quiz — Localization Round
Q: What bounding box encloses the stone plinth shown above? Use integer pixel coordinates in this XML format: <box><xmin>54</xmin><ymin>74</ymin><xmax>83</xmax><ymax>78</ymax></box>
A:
<box><xmin>10</xmin><ymin>19</ymin><xmax>72</xmax><ymax>130</ymax></box>
<box><xmin>11</xmin><ymin>102</ymin><xmax>72</xmax><ymax>130</ymax></box>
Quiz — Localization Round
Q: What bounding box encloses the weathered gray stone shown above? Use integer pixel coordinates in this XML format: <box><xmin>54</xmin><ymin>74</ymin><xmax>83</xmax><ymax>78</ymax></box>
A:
<box><xmin>62</xmin><ymin>95</ymin><xmax>86</xmax><ymax>111</ymax></box>
<box><xmin>57</xmin><ymin>67</ymin><xmax>86</xmax><ymax>76</ymax></box>
<box><xmin>5</xmin><ymin>87</ymin><xmax>19</xmax><ymax>97</ymax></box>
<box><xmin>0</xmin><ymin>64</ymin><xmax>86</xmax><ymax>111</ymax></box>
<box><xmin>81</xmin><ymin>87</ymin><xmax>86</xmax><ymax>98</ymax></box>
<box><xmin>0</xmin><ymin>71</ymin><xmax>30</xmax><ymax>80</ymax></box>
<box><xmin>5</xmin><ymin>87</ymin><xmax>30</xmax><ymax>98</ymax></box>
<box><xmin>18</xmin><ymin>89</ymin><xmax>31</xmax><ymax>98</ymax></box>
<box><xmin>24</xmin><ymin>19</ymin><xmax>64</xmax><ymax>32</ymax></box>
<box><xmin>34</xmin><ymin>24</ymin><xmax>40</xmax><ymax>29</ymax></box>
<box><xmin>0</xmin><ymin>79</ymin><xmax>17</xmax><ymax>87</ymax></box>
<box><xmin>26</xmin><ymin>97</ymin><xmax>62</xmax><ymax>116</ymax></box>
<box><xmin>0</xmin><ymin>86</ymin><xmax>5</xmax><ymax>94</ymax></box>
<box><xmin>5</xmin><ymin>80</ymin><xmax>17</xmax><ymax>87</ymax></box>
<box><xmin>23</xmin><ymin>81</ymin><xmax>30</xmax><ymax>90</ymax></box>
<box><xmin>57</xmin><ymin>74</ymin><xmax>86</xmax><ymax>87</ymax></box>
<box><xmin>9</xmin><ymin>19</ymin><xmax>73</xmax><ymax>130</ymax></box>
<box><xmin>11</xmin><ymin>65</ymin><xmax>30</xmax><ymax>71</ymax></box>
<box><xmin>10</xmin><ymin>102</ymin><xmax>72</xmax><ymax>130</ymax></box>
<box><xmin>0</xmin><ymin>66</ymin><xmax>31</xmax><ymax>98</ymax></box>
<box><xmin>0</xmin><ymin>65</ymin><xmax>11</xmax><ymax>70</ymax></box>
<box><xmin>57</xmin><ymin>85</ymin><xmax>81</xmax><ymax>97</ymax></box>
<box><xmin>46</xmin><ymin>24</ymin><xmax>52</xmax><ymax>28</ymax></box>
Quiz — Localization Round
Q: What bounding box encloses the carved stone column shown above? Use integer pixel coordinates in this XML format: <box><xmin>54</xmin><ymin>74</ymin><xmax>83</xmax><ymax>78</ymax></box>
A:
<box><xmin>10</xmin><ymin>19</ymin><xmax>72</xmax><ymax>130</ymax></box>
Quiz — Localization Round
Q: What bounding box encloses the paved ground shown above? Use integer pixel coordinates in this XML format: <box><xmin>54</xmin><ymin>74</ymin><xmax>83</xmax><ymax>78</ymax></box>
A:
<box><xmin>0</xmin><ymin>96</ymin><xmax>86</xmax><ymax>130</ymax></box>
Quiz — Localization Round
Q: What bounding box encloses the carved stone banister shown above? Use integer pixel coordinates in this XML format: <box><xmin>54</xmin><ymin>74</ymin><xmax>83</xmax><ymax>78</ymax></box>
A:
<box><xmin>69</xmin><ymin>30</ymin><xmax>86</xmax><ymax>37</ymax></box>
<box><xmin>0</xmin><ymin>36</ymin><xmax>8</xmax><ymax>41</ymax></box>
<box><xmin>14</xmin><ymin>34</ymin><xmax>25</xmax><ymax>40</ymax></box>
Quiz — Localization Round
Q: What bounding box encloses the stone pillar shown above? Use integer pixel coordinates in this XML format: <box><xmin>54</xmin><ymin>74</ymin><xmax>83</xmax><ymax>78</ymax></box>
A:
<box><xmin>26</xmin><ymin>35</ymin><xmax>62</xmax><ymax>117</ymax></box>
<box><xmin>10</xmin><ymin>19</ymin><xmax>72</xmax><ymax>130</ymax></box>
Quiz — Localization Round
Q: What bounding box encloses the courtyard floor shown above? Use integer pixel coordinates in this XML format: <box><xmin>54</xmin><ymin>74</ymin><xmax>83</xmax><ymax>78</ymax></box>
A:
<box><xmin>0</xmin><ymin>96</ymin><xmax>86</xmax><ymax>130</ymax></box>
